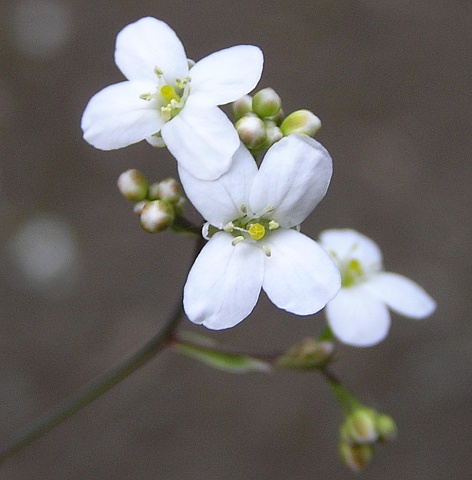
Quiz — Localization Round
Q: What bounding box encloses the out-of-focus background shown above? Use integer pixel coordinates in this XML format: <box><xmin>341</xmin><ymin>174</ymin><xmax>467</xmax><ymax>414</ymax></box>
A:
<box><xmin>0</xmin><ymin>0</ymin><xmax>470</xmax><ymax>478</ymax></box>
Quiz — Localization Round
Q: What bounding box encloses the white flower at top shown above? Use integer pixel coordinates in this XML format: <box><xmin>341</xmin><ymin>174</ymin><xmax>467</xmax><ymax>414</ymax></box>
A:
<box><xmin>319</xmin><ymin>229</ymin><xmax>436</xmax><ymax>347</ymax></box>
<box><xmin>81</xmin><ymin>17</ymin><xmax>263</xmax><ymax>180</ymax></box>
<box><xmin>179</xmin><ymin>134</ymin><xmax>341</xmax><ymax>329</ymax></box>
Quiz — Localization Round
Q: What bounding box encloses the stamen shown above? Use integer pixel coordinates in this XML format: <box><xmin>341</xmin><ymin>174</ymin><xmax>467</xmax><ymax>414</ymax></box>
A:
<box><xmin>223</xmin><ymin>222</ymin><xmax>235</xmax><ymax>232</ymax></box>
<box><xmin>139</xmin><ymin>93</ymin><xmax>152</xmax><ymax>101</ymax></box>
<box><xmin>268</xmin><ymin>220</ymin><xmax>279</xmax><ymax>230</ymax></box>
<box><xmin>154</xmin><ymin>67</ymin><xmax>164</xmax><ymax>77</ymax></box>
<box><xmin>240</xmin><ymin>204</ymin><xmax>247</xmax><ymax>215</ymax></box>
<box><xmin>262</xmin><ymin>245</ymin><xmax>271</xmax><ymax>257</ymax></box>
<box><xmin>248</xmin><ymin>223</ymin><xmax>265</xmax><ymax>241</ymax></box>
<box><xmin>232</xmin><ymin>236</ymin><xmax>245</xmax><ymax>246</ymax></box>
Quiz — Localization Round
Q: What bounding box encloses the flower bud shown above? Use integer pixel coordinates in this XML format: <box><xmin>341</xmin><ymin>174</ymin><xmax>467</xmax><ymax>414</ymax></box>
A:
<box><xmin>235</xmin><ymin>114</ymin><xmax>267</xmax><ymax>149</ymax></box>
<box><xmin>154</xmin><ymin>177</ymin><xmax>182</xmax><ymax>204</ymax></box>
<box><xmin>339</xmin><ymin>441</ymin><xmax>373</xmax><ymax>472</ymax></box>
<box><xmin>232</xmin><ymin>95</ymin><xmax>253</xmax><ymax>120</ymax></box>
<box><xmin>252</xmin><ymin>88</ymin><xmax>282</xmax><ymax>118</ymax></box>
<box><xmin>280</xmin><ymin>109</ymin><xmax>322</xmax><ymax>137</ymax></box>
<box><xmin>376</xmin><ymin>414</ymin><xmax>397</xmax><ymax>442</ymax></box>
<box><xmin>117</xmin><ymin>169</ymin><xmax>148</xmax><ymax>202</ymax></box>
<box><xmin>343</xmin><ymin>408</ymin><xmax>378</xmax><ymax>444</ymax></box>
<box><xmin>276</xmin><ymin>338</ymin><xmax>334</xmax><ymax>370</ymax></box>
<box><xmin>263</xmin><ymin>123</ymin><xmax>283</xmax><ymax>149</ymax></box>
<box><xmin>133</xmin><ymin>200</ymin><xmax>147</xmax><ymax>216</ymax></box>
<box><xmin>140</xmin><ymin>200</ymin><xmax>174</xmax><ymax>233</ymax></box>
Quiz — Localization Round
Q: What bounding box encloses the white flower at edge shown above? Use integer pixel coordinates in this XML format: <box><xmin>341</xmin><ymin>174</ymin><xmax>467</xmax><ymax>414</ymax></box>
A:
<box><xmin>319</xmin><ymin>229</ymin><xmax>436</xmax><ymax>347</ymax></box>
<box><xmin>81</xmin><ymin>17</ymin><xmax>263</xmax><ymax>180</ymax></box>
<box><xmin>179</xmin><ymin>134</ymin><xmax>341</xmax><ymax>330</ymax></box>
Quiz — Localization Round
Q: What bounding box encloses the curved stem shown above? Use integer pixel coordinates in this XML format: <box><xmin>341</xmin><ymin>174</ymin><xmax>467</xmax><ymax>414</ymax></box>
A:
<box><xmin>0</xmin><ymin>235</ymin><xmax>205</xmax><ymax>465</ymax></box>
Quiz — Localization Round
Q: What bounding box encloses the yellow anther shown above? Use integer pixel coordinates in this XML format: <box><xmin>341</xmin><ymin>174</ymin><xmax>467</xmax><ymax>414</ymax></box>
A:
<box><xmin>160</xmin><ymin>85</ymin><xmax>181</xmax><ymax>103</ymax></box>
<box><xmin>268</xmin><ymin>220</ymin><xmax>279</xmax><ymax>230</ymax></box>
<box><xmin>248</xmin><ymin>223</ymin><xmax>266</xmax><ymax>241</ymax></box>
<box><xmin>139</xmin><ymin>93</ymin><xmax>152</xmax><ymax>101</ymax></box>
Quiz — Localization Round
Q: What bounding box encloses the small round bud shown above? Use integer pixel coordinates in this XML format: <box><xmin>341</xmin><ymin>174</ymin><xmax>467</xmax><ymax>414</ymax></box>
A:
<box><xmin>339</xmin><ymin>441</ymin><xmax>373</xmax><ymax>473</ymax></box>
<box><xmin>252</xmin><ymin>88</ymin><xmax>282</xmax><ymax>118</ymax></box>
<box><xmin>117</xmin><ymin>169</ymin><xmax>148</xmax><ymax>202</ymax></box>
<box><xmin>140</xmin><ymin>200</ymin><xmax>174</xmax><ymax>233</ymax></box>
<box><xmin>344</xmin><ymin>408</ymin><xmax>378</xmax><ymax>444</ymax></box>
<box><xmin>263</xmin><ymin>124</ymin><xmax>283</xmax><ymax>149</ymax></box>
<box><xmin>236</xmin><ymin>114</ymin><xmax>267</xmax><ymax>149</ymax></box>
<box><xmin>133</xmin><ymin>200</ymin><xmax>147</xmax><ymax>216</ymax></box>
<box><xmin>280</xmin><ymin>109</ymin><xmax>322</xmax><ymax>137</ymax></box>
<box><xmin>232</xmin><ymin>95</ymin><xmax>253</xmax><ymax>120</ymax></box>
<box><xmin>376</xmin><ymin>414</ymin><xmax>397</xmax><ymax>442</ymax></box>
<box><xmin>155</xmin><ymin>177</ymin><xmax>182</xmax><ymax>204</ymax></box>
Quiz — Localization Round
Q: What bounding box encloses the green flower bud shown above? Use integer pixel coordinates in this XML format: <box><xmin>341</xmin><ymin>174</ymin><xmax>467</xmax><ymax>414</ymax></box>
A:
<box><xmin>280</xmin><ymin>109</ymin><xmax>322</xmax><ymax>137</ymax></box>
<box><xmin>235</xmin><ymin>114</ymin><xmax>267</xmax><ymax>149</ymax></box>
<box><xmin>376</xmin><ymin>414</ymin><xmax>397</xmax><ymax>442</ymax></box>
<box><xmin>339</xmin><ymin>441</ymin><xmax>373</xmax><ymax>472</ymax></box>
<box><xmin>232</xmin><ymin>95</ymin><xmax>253</xmax><ymax>120</ymax></box>
<box><xmin>140</xmin><ymin>200</ymin><xmax>174</xmax><ymax>233</ymax></box>
<box><xmin>344</xmin><ymin>408</ymin><xmax>378</xmax><ymax>444</ymax></box>
<box><xmin>252</xmin><ymin>87</ymin><xmax>282</xmax><ymax>118</ymax></box>
<box><xmin>276</xmin><ymin>338</ymin><xmax>334</xmax><ymax>370</ymax></box>
<box><xmin>263</xmin><ymin>123</ymin><xmax>283</xmax><ymax>149</ymax></box>
<box><xmin>265</xmin><ymin>108</ymin><xmax>285</xmax><ymax>126</ymax></box>
<box><xmin>155</xmin><ymin>177</ymin><xmax>182</xmax><ymax>204</ymax></box>
<box><xmin>117</xmin><ymin>169</ymin><xmax>148</xmax><ymax>202</ymax></box>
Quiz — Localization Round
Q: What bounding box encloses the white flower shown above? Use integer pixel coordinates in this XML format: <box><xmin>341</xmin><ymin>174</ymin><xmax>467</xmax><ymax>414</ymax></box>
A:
<box><xmin>319</xmin><ymin>229</ymin><xmax>436</xmax><ymax>347</ymax></box>
<box><xmin>81</xmin><ymin>17</ymin><xmax>263</xmax><ymax>180</ymax></box>
<box><xmin>179</xmin><ymin>134</ymin><xmax>341</xmax><ymax>329</ymax></box>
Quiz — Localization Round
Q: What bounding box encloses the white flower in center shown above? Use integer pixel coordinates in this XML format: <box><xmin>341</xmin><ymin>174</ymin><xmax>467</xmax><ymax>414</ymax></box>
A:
<box><xmin>81</xmin><ymin>17</ymin><xmax>264</xmax><ymax>180</ymax></box>
<box><xmin>319</xmin><ymin>229</ymin><xmax>437</xmax><ymax>347</ymax></box>
<box><xmin>179</xmin><ymin>134</ymin><xmax>341</xmax><ymax>329</ymax></box>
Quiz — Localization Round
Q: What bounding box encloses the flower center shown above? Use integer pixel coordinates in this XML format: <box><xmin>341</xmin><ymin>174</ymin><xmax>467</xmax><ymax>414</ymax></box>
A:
<box><xmin>341</xmin><ymin>258</ymin><xmax>365</xmax><ymax>288</ymax></box>
<box><xmin>139</xmin><ymin>68</ymin><xmax>191</xmax><ymax>122</ymax></box>
<box><xmin>247</xmin><ymin>223</ymin><xmax>265</xmax><ymax>240</ymax></box>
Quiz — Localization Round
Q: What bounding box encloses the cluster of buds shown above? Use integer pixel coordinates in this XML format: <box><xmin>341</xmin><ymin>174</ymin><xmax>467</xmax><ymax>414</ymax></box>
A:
<box><xmin>232</xmin><ymin>87</ymin><xmax>322</xmax><ymax>154</ymax></box>
<box><xmin>117</xmin><ymin>169</ymin><xmax>185</xmax><ymax>233</ymax></box>
<box><xmin>339</xmin><ymin>406</ymin><xmax>397</xmax><ymax>472</ymax></box>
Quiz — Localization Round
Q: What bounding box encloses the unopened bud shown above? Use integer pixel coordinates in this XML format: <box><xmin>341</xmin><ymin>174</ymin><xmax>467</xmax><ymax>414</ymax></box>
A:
<box><xmin>339</xmin><ymin>441</ymin><xmax>373</xmax><ymax>472</ymax></box>
<box><xmin>277</xmin><ymin>338</ymin><xmax>334</xmax><ymax>370</ymax></box>
<box><xmin>154</xmin><ymin>177</ymin><xmax>182</xmax><ymax>204</ymax></box>
<box><xmin>232</xmin><ymin>95</ymin><xmax>253</xmax><ymax>120</ymax></box>
<box><xmin>263</xmin><ymin>124</ymin><xmax>283</xmax><ymax>149</ymax></box>
<box><xmin>280</xmin><ymin>109</ymin><xmax>322</xmax><ymax>137</ymax></box>
<box><xmin>133</xmin><ymin>200</ymin><xmax>147</xmax><ymax>216</ymax></box>
<box><xmin>140</xmin><ymin>200</ymin><xmax>174</xmax><ymax>233</ymax></box>
<box><xmin>236</xmin><ymin>115</ymin><xmax>267</xmax><ymax>149</ymax></box>
<box><xmin>117</xmin><ymin>169</ymin><xmax>148</xmax><ymax>202</ymax></box>
<box><xmin>252</xmin><ymin>88</ymin><xmax>282</xmax><ymax>118</ymax></box>
<box><xmin>343</xmin><ymin>408</ymin><xmax>378</xmax><ymax>444</ymax></box>
<box><xmin>376</xmin><ymin>414</ymin><xmax>397</xmax><ymax>442</ymax></box>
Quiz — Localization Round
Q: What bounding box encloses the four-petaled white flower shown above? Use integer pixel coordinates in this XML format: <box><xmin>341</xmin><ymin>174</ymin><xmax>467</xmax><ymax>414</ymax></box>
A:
<box><xmin>179</xmin><ymin>134</ymin><xmax>341</xmax><ymax>329</ymax></box>
<box><xmin>81</xmin><ymin>17</ymin><xmax>263</xmax><ymax>180</ymax></box>
<box><xmin>319</xmin><ymin>229</ymin><xmax>436</xmax><ymax>347</ymax></box>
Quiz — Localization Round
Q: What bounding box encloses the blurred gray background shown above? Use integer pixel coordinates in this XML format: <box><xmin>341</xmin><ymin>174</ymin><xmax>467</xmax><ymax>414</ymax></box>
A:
<box><xmin>0</xmin><ymin>0</ymin><xmax>470</xmax><ymax>478</ymax></box>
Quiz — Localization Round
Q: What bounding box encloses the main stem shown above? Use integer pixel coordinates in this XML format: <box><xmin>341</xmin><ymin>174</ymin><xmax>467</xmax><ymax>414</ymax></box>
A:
<box><xmin>0</xmin><ymin>235</ymin><xmax>204</xmax><ymax>465</ymax></box>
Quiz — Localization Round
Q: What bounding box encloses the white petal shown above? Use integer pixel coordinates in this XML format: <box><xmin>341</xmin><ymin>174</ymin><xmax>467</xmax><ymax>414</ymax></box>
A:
<box><xmin>249</xmin><ymin>135</ymin><xmax>332</xmax><ymax>227</ymax></box>
<box><xmin>162</xmin><ymin>105</ymin><xmax>240</xmax><ymax>180</ymax></box>
<box><xmin>363</xmin><ymin>272</ymin><xmax>436</xmax><ymax>319</ymax></box>
<box><xmin>184</xmin><ymin>232</ymin><xmax>264</xmax><ymax>329</ymax></box>
<box><xmin>115</xmin><ymin>17</ymin><xmax>188</xmax><ymax>82</ymax></box>
<box><xmin>326</xmin><ymin>286</ymin><xmax>391</xmax><ymax>347</ymax></box>
<box><xmin>81</xmin><ymin>81</ymin><xmax>163</xmax><ymax>150</ymax></box>
<box><xmin>178</xmin><ymin>143</ymin><xmax>258</xmax><ymax>227</ymax></box>
<box><xmin>262</xmin><ymin>229</ymin><xmax>341</xmax><ymax>315</ymax></box>
<box><xmin>319</xmin><ymin>229</ymin><xmax>383</xmax><ymax>272</ymax></box>
<box><xmin>189</xmin><ymin>45</ymin><xmax>263</xmax><ymax>106</ymax></box>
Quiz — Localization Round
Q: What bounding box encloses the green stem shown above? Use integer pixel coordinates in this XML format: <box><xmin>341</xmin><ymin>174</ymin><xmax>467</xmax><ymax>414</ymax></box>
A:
<box><xmin>321</xmin><ymin>368</ymin><xmax>361</xmax><ymax>415</ymax></box>
<box><xmin>0</xmin><ymin>235</ymin><xmax>205</xmax><ymax>465</ymax></box>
